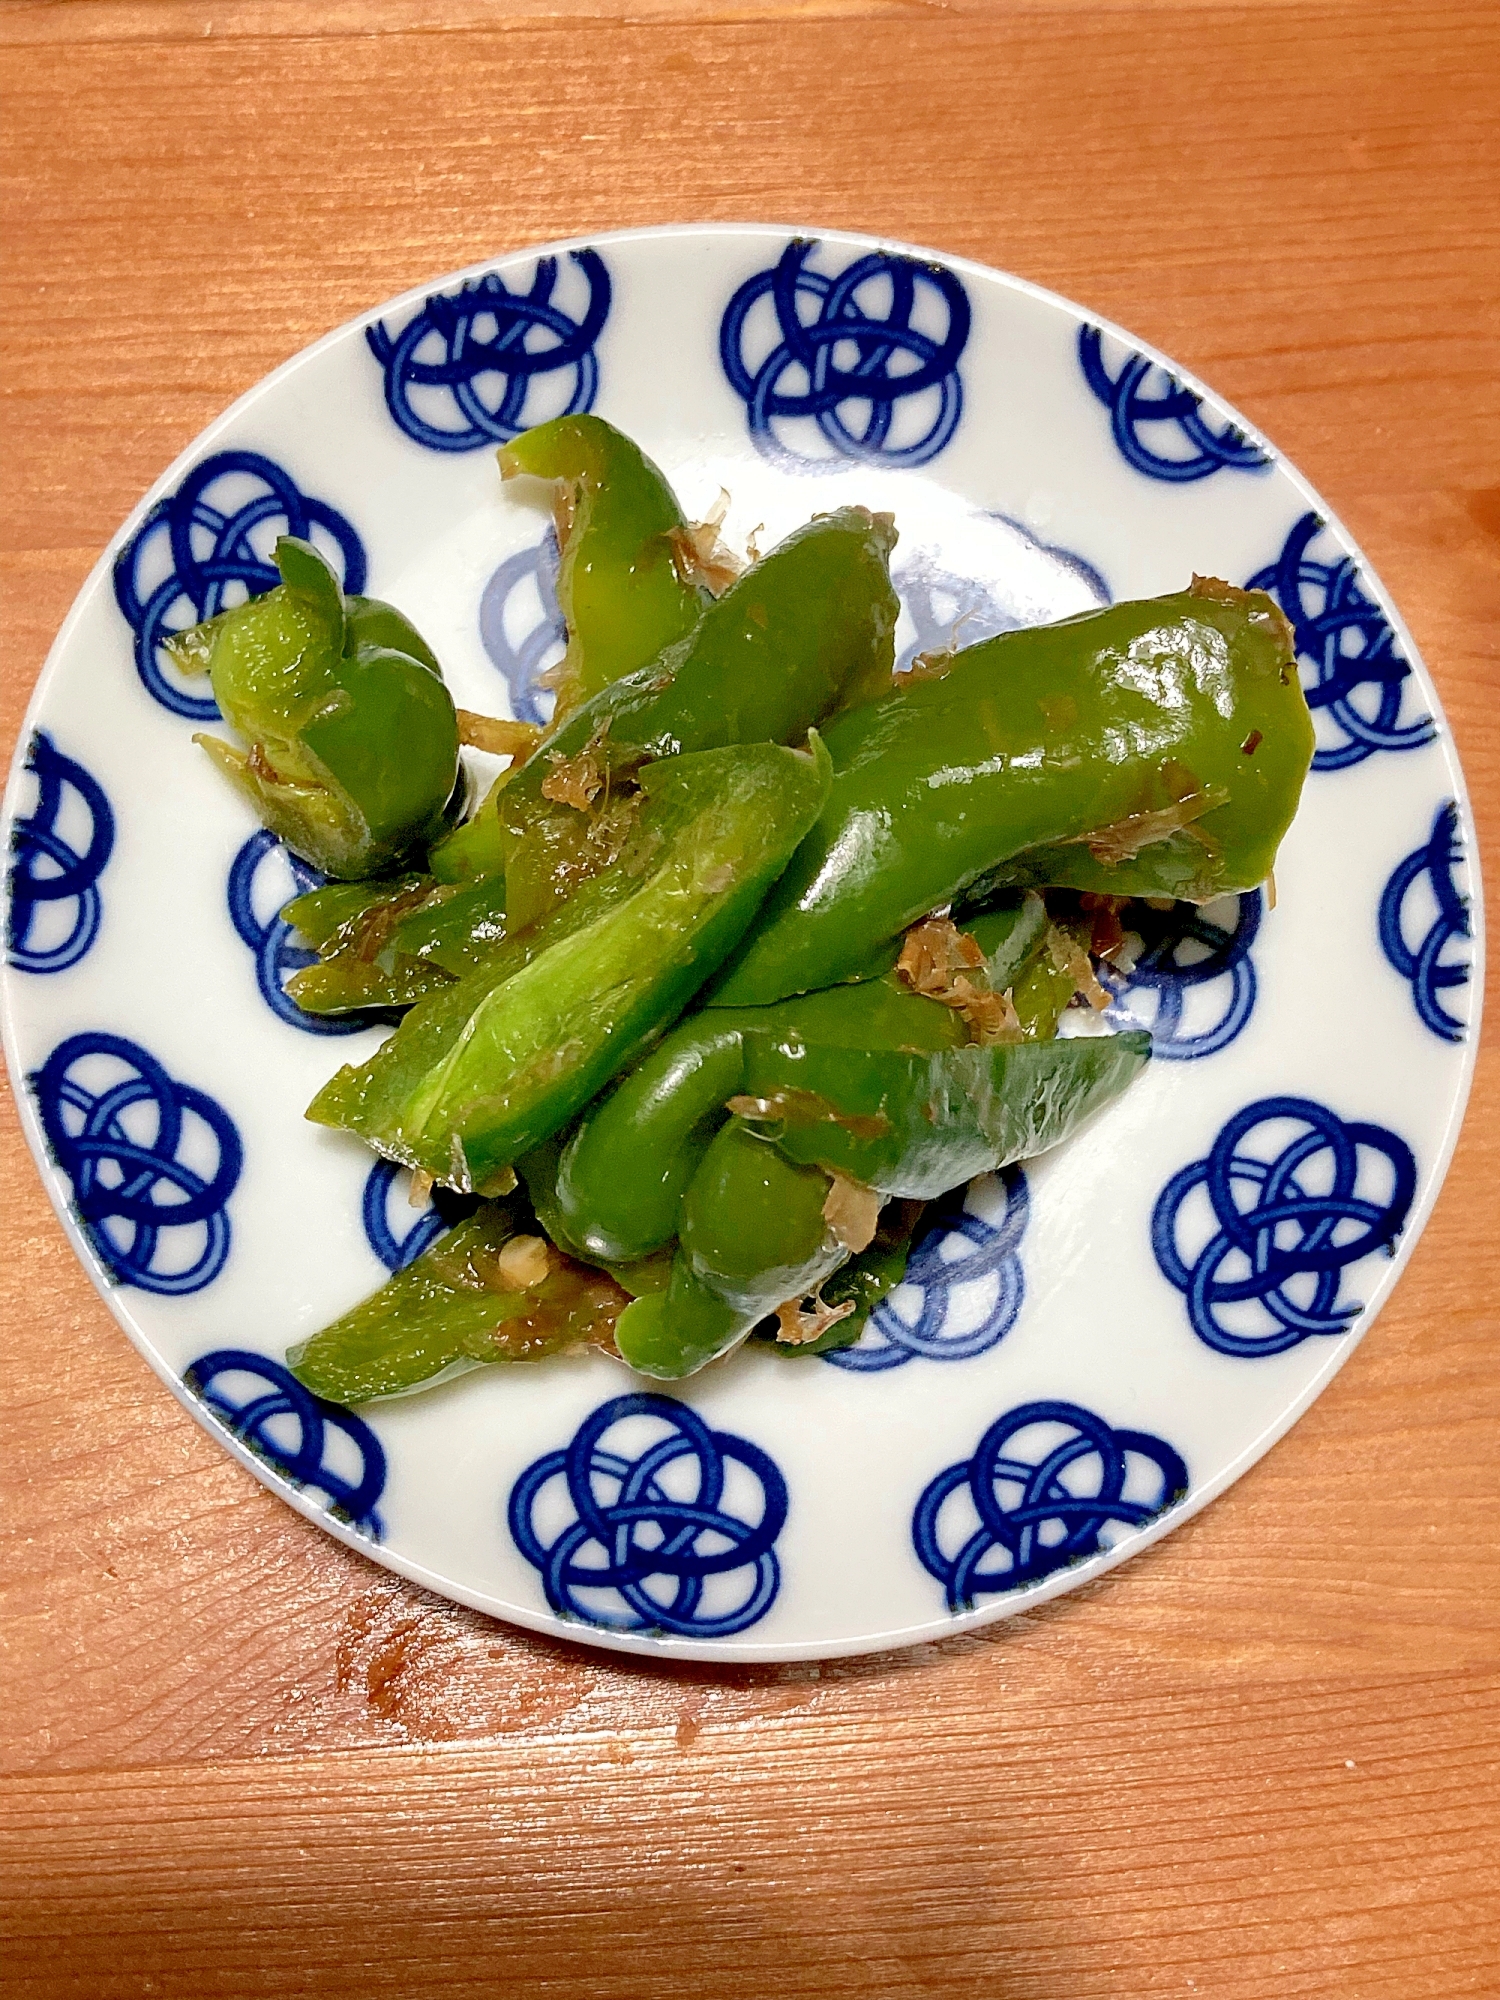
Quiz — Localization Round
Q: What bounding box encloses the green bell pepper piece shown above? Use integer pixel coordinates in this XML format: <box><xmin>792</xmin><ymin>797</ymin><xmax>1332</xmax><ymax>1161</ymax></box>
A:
<box><xmin>680</xmin><ymin>1122</ymin><xmax>843</xmax><ymax>1314</ymax></box>
<box><xmin>752</xmin><ymin>1198</ymin><xmax>929</xmax><ymax>1358</ymax></box>
<box><xmin>280</xmin><ymin>876</ymin><xmax>427</xmax><ymax>951</ymax></box>
<box><xmin>733</xmin><ymin>1027</ymin><xmax>1151</xmax><ymax>1198</ymax></box>
<box><xmin>288</xmin><ymin>1203</ymin><xmax>629</xmax><ymax>1405</ymax></box>
<box><xmin>552</xmin><ymin>974</ymin><xmax>965</xmax><ymax>1263</ymax></box>
<box><xmin>552</xmin><ymin>1016</ymin><xmax>753</xmax><ymax>1262</ymax></box>
<box><xmin>283</xmin><ymin>873</ymin><xmax>509</xmax><ymax>1014</ymax></box>
<box><xmin>194</xmin><ymin>537</ymin><xmax>459</xmax><ymax>880</ymax></box>
<box><xmin>614</xmin><ymin>1123</ymin><xmax>845</xmax><ymax>1379</ymax></box>
<box><xmin>710</xmin><ymin>581</ymin><xmax>1312</xmax><ymax>1006</ymax></box>
<box><xmin>306</xmin><ymin>736</ymin><xmax>833</xmax><ymax>1194</ymax></box>
<box><xmin>498</xmin><ymin>413</ymin><xmax>707</xmax><ymax>721</ymax></box>
<box><xmin>428</xmin><ymin>506</ymin><xmax>899</xmax><ymax>921</ymax></box>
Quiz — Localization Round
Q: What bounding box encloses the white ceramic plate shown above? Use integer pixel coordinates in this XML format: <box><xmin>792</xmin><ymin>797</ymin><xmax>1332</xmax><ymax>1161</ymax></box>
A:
<box><xmin>2</xmin><ymin>225</ymin><xmax>1481</xmax><ymax>1661</ymax></box>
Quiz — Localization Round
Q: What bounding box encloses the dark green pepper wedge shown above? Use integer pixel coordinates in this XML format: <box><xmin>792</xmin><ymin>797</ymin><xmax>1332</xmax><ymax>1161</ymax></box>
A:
<box><xmin>306</xmin><ymin>736</ymin><xmax>833</xmax><ymax>1194</ymax></box>
<box><xmin>428</xmin><ymin>506</ymin><xmax>899</xmax><ymax>924</ymax></box>
<box><xmin>614</xmin><ymin>1124</ymin><xmax>845</xmax><ymax>1379</ymax></box>
<box><xmin>283</xmin><ymin>873</ymin><xmax>509</xmax><ymax>1014</ymax></box>
<box><xmin>551</xmin><ymin>974</ymin><xmax>964</xmax><ymax>1263</ymax></box>
<box><xmin>498</xmin><ymin>413</ymin><xmax>707</xmax><ymax>722</ymax></box>
<box><xmin>194</xmin><ymin>537</ymin><xmax>459</xmax><ymax>880</ymax></box>
<box><xmin>733</xmin><ymin>1028</ymin><xmax>1151</xmax><ymax>1198</ymax></box>
<box><xmin>288</xmin><ymin>1203</ymin><xmax>630</xmax><ymax>1405</ymax></box>
<box><xmin>752</xmin><ymin>1198</ymin><xmax>929</xmax><ymax>1358</ymax></box>
<box><xmin>710</xmin><ymin>580</ymin><xmax>1312</xmax><ymax>1006</ymax></box>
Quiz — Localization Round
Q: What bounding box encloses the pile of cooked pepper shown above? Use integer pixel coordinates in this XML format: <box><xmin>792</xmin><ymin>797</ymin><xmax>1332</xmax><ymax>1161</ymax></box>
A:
<box><xmin>180</xmin><ymin>416</ymin><xmax>1314</xmax><ymax>1398</ymax></box>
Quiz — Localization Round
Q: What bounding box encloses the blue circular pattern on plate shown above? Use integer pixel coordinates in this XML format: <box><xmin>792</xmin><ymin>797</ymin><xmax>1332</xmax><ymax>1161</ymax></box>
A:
<box><xmin>720</xmin><ymin>239</ymin><xmax>971</xmax><ymax>470</ymax></box>
<box><xmin>824</xmin><ymin>1169</ymin><xmax>1028</xmax><ymax>1371</ymax></box>
<box><xmin>227</xmin><ymin>829</ymin><xmax>376</xmax><ymax>1037</ymax></box>
<box><xmin>1246</xmin><ymin>511</ymin><xmax>1435</xmax><ymax>770</ymax></box>
<box><xmin>894</xmin><ymin>554</ymin><xmax>1016</xmax><ymax>672</ymax></box>
<box><xmin>366</xmin><ymin>253</ymin><xmax>611</xmax><ymax>453</ymax></box>
<box><xmin>362</xmin><ymin>1156</ymin><xmax>454</xmax><ymax>1272</ymax></box>
<box><xmin>1077</xmin><ymin>325</ymin><xmax>1270</xmax><ymax>482</ymax></box>
<box><xmin>1152</xmin><ymin>1095</ymin><xmax>1417</xmax><ymax>1357</ymax></box>
<box><xmin>1104</xmin><ymin>892</ymin><xmax>1261</xmax><ymax>1061</ymax></box>
<box><xmin>913</xmin><ymin>1399</ymin><xmax>1189</xmax><ymax>1612</ymax></box>
<box><xmin>184</xmin><ymin>1348</ymin><xmax>386</xmax><ymax>1536</ymax></box>
<box><xmin>478</xmin><ymin>527</ymin><xmax>565</xmax><ymax>725</ymax></box>
<box><xmin>893</xmin><ymin>523</ymin><xmax>1109</xmax><ymax>672</ymax></box>
<box><xmin>508</xmin><ymin>1392</ymin><xmax>789</xmax><ymax>1638</ymax></box>
<box><xmin>31</xmin><ymin>1031</ymin><xmax>243</xmax><ymax>1295</ymax></box>
<box><xmin>112</xmin><ymin>449</ymin><xmax>367</xmax><ymax>720</ymax></box>
<box><xmin>1378</xmin><ymin>801</ymin><xmax>1471</xmax><ymax>1044</ymax></box>
<box><xmin>6</xmin><ymin>731</ymin><xmax>115</xmax><ymax>975</ymax></box>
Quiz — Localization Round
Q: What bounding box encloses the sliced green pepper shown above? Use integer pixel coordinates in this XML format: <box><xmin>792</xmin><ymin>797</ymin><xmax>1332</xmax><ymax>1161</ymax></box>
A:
<box><xmin>283</xmin><ymin>873</ymin><xmax>509</xmax><ymax>1014</ymax></box>
<box><xmin>614</xmin><ymin>1124</ymin><xmax>845</xmax><ymax>1379</ymax></box>
<box><xmin>552</xmin><ymin>1015</ymin><xmax>753</xmax><ymax>1262</ymax></box>
<box><xmin>306</xmin><ymin>736</ymin><xmax>833</xmax><ymax>1194</ymax></box>
<box><xmin>288</xmin><ymin>1203</ymin><xmax>629</xmax><ymax>1405</ymax></box>
<box><xmin>429</xmin><ymin>506</ymin><xmax>899</xmax><ymax>925</ymax></box>
<box><xmin>499</xmin><ymin>413</ymin><xmax>707</xmax><ymax>722</ymax></box>
<box><xmin>710</xmin><ymin>581</ymin><xmax>1312</xmax><ymax>1006</ymax></box>
<box><xmin>551</xmin><ymin>974</ymin><xmax>964</xmax><ymax>1263</ymax></box>
<box><xmin>733</xmin><ymin>1028</ymin><xmax>1150</xmax><ymax>1198</ymax></box>
<box><xmin>194</xmin><ymin>537</ymin><xmax>459</xmax><ymax>880</ymax></box>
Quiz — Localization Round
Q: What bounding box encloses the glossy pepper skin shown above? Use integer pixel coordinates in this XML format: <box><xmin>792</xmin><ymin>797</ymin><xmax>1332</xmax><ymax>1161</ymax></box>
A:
<box><xmin>288</xmin><ymin>1204</ymin><xmax>629</xmax><ymax>1406</ymax></box>
<box><xmin>499</xmin><ymin>413</ymin><xmax>707</xmax><ymax>723</ymax></box>
<box><xmin>428</xmin><ymin>506</ymin><xmax>899</xmax><ymax>923</ymax></box>
<box><xmin>193</xmin><ymin>537</ymin><xmax>459</xmax><ymax>880</ymax></box>
<box><xmin>306</xmin><ymin>737</ymin><xmax>833</xmax><ymax>1194</ymax></box>
<box><xmin>282</xmin><ymin>872</ymin><xmax>509</xmax><ymax>1013</ymax></box>
<box><xmin>734</xmin><ymin>1028</ymin><xmax>1150</xmax><ymax>1198</ymax></box>
<box><xmin>552</xmin><ymin>974</ymin><xmax>965</xmax><ymax>1264</ymax></box>
<box><xmin>550</xmin><ymin>898</ymin><xmax>1056</xmax><ymax>1264</ymax></box>
<box><xmin>710</xmin><ymin>581</ymin><xmax>1312</xmax><ymax>1007</ymax></box>
<box><xmin>613</xmin><ymin>1125</ymin><xmax>845</xmax><ymax>1379</ymax></box>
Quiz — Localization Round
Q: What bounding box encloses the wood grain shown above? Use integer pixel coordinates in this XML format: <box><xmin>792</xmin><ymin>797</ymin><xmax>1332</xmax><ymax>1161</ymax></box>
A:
<box><xmin>2</xmin><ymin>5</ymin><xmax>1498</xmax><ymax>1996</ymax></box>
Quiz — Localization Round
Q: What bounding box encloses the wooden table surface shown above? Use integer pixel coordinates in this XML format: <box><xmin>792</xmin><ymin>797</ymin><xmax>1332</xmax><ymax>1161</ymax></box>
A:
<box><xmin>3</xmin><ymin>3</ymin><xmax>1498</xmax><ymax>1995</ymax></box>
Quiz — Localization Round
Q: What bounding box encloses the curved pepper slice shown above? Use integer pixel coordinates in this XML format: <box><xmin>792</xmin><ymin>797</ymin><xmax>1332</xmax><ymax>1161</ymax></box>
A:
<box><xmin>709</xmin><ymin>581</ymin><xmax>1311</xmax><ymax>1006</ymax></box>
<box><xmin>282</xmin><ymin>872</ymin><xmax>509</xmax><ymax>1013</ymax></box>
<box><xmin>288</xmin><ymin>1204</ymin><xmax>630</xmax><ymax>1406</ymax></box>
<box><xmin>614</xmin><ymin>1124</ymin><xmax>845</xmax><ymax>1379</ymax></box>
<box><xmin>429</xmin><ymin>506</ymin><xmax>899</xmax><ymax>922</ymax></box>
<box><xmin>614</xmin><ymin>1015</ymin><xmax>1149</xmax><ymax>1383</ymax></box>
<box><xmin>306</xmin><ymin>737</ymin><xmax>833</xmax><ymax>1194</ymax></box>
<box><xmin>550</xmin><ymin>899</ymin><xmax>1067</xmax><ymax>1264</ymax></box>
<box><xmin>193</xmin><ymin>537</ymin><xmax>459</xmax><ymax>880</ymax></box>
<box><xmin>499</xmin><ymin>413</ymin><xmax>707</xmax><ymax>723</ymax></box>
<box><xmin>552</xmin><ymin>974</ymin><xmax>965</xmax><ymax>1263</ymax></box>
<box><xmin>733</xmin><ymin>1029</ymin><xmax>1151</xmax><ymax>1199</ymax></box>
